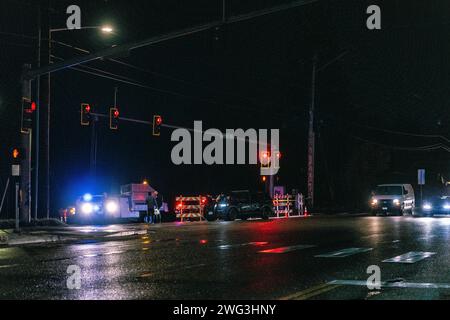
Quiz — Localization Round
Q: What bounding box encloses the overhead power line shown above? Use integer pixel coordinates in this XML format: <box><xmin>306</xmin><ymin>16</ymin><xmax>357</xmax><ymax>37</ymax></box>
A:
<box><xmin>349</xmin><ymin>134</ymin><xmax>450</xmax><ymax>153</ymax></box>
<box><xmin>27</xmin><ymin>0</ymin><xmax>318</xmax><ymax>78</ymax></box>
<box><xmin>351</xmin><ymin>122</ymin><xmax>450</xmax><ymax>143</ymax></box>
<box><xmin>51</xmin><ymin>55</ymin><xmax>287</xmax><ymax>119</ymax></box>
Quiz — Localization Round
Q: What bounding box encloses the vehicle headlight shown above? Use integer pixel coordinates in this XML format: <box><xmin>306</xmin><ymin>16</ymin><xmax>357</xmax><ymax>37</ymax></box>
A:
<box><xmin>423</xmin><ymin>203</ymin><xmax>432</xmax><ymax>211</ymax></box>
<box><xmin>81</xmin><ymin>202</ymin><xmax>94</xmax><ymax>215</ymax></box>
<box><xmin>105</xmin><ymin>200</ymin><xmax>119</xmax><ymax>214</ymax></box>
<box><xmin>443</xmin><ymin>203</ymin><xmax>450</xmax><ymax>210</ymax></box>
<box><xmin>219</xmin><ymin>203</ymin><xmax>228</xmax><ymax>208</ymax></box>
<box><xmin>393</xmin><ymin>199</ymin><xmax>400</xmax><ymax>206</ymax></box>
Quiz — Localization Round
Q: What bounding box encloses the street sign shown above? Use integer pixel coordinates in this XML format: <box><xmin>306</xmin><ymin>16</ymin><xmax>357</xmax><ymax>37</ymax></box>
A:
<box><xmin>418</xmin><ymin>169</ymin><xmax>425</xmax><ymax>185</ymax></box>
<box><xmin>11</xmin><ymin>165</ymin><xmax>20</xmax><ymax>177</ymax></box>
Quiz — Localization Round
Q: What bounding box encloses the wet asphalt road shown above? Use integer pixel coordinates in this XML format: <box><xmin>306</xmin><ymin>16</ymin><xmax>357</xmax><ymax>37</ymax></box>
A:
<box><xmin>1</xmin><ymin>215</ymin><xmax>450</xmax><ymax>300</ymax></box>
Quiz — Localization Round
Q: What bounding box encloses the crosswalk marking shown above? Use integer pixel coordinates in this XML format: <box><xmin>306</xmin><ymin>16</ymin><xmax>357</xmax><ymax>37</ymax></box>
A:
<box><xmin>418</xmin><ymin>235</ymin><xmax>435</xmax><ymax>240</ymax></box>
<box><xmin>218</xmin><ymin>242</ymin><xmax>268</xmax><ymax>250</ymax></box>
<box><xmin>315</xmin><ymin>247</ymin><xmax>373</xmax><ymax>258</ymax></box>
<box><xmin>259</xmin><ymin>244</ymin><xmax>316</xmax><ymax>254</ymax></box>
<box><xmin>361</xmin><ymin>233</ymin><xmax>386</xmax><ymax>239</ymax></box>
<box><xmin>382</xmin><ymin>251</ymin><xmax>436</xmax><ymax>264</ymax></box>
<box><xmin>0</xmin><ymin>264</ymin><xmax>19</xmax><ymax>269</ymax></box>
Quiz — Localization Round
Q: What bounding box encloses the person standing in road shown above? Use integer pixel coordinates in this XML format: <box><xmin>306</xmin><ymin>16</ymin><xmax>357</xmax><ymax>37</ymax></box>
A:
<box><xmin>146</xmin><ymin>192</ymin><xmax>155</xmax><ymax>224</ymax></box>
<box><xmin>147</xmin><ymin>191</ymin><xmax>162</xmax><ymax>224</ymax></box>
<box><xmin>153</xmin><ymin>191</ymin><xmax>163</xmax><ymax>224</ymax></box>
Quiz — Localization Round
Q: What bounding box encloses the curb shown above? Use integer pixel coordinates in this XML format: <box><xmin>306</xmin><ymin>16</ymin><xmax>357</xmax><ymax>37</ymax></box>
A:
<box><xmin>7</xmin><ymin>234</ymin><xmax>65</xmax><ymax>246</ymax></box>
<box><xmin>1</xmin><ymin>229</ymin><xmax>150</xmax><ymax>247</ymax></box>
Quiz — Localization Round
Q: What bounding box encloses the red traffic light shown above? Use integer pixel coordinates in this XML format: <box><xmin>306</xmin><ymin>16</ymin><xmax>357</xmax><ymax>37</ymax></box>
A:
<box><xmin>153</xmin><ymin>115</ymin><xmax>163</xmax><ymax>136</ymax></box>
<box><xmin>81</xmin><ymin>103</ymin><xmax>92</xmax><ymax>126</ymax></box>
<box><xmin>110</xmin><ymin>108</ymin><xmax>119</xmax><ymax>130</ymax></box>
<box><xmin>30</xmin><ymin>102</ymin><xmax>37</xmax><ymax>112</ymax></box>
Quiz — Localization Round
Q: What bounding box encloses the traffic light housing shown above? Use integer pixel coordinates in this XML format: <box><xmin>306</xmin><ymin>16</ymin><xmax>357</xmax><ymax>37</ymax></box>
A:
<box><xmin>110</xmin><ymin>108</ymin><xmax>119</xmax><ymax>130</ymax></box>
<box><xmin>260</xmin><ymin>151</ymin><xmax>270</xmax><ymax>169</ymax></box>
<box><xmin>21</xmin><ymin>98</ymin><xmax>36</xmax><ymax>133</ymax></box>
<box><xmin>153</xmin><ymin>115</ymin><xmax>162</xmax><ymax>136</ymax></box>
<box><xmin>81</xmin><ymin>103</ymin><xmax>91</xmax><ymax>126</ymax></box>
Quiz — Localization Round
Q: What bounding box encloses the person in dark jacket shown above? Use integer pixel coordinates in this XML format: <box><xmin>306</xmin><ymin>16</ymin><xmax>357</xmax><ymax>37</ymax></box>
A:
<box><xmin>146</xmin><ymin>192</ymin><xmax>157</xmax><ymax>224</ymax></box>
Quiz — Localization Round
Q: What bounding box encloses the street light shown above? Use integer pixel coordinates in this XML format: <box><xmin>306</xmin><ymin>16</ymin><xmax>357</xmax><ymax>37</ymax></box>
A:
<box><xmin>50</xmin><ymin>25</ymin><xmax>115</xmax><ymax>34</ymax></box>
<box><xmin>40</xmin><ymin>24</ymin><xmax>116</xmax><ymax>219</ymax></box>
<box><xmin>101</xmin><ymin>26</ymin><xmax>114</xmax><ymax>34</ymax></box>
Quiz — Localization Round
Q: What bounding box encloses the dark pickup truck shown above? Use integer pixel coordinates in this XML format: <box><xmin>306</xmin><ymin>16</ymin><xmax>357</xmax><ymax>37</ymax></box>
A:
<box><xmin>205</xmin><ymin>190</ymin><xmax>274</xmax><ymax>221</ymax></box>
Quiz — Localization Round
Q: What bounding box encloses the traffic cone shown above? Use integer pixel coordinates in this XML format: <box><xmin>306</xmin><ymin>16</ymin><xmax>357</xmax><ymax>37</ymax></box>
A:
<box><xmin>304</xmin><ymin>206</ymin><xmax>309</xmax><ymax>216</ymax></box>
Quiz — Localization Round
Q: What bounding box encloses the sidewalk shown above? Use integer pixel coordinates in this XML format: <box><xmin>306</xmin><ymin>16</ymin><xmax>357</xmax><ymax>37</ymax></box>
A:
<box><xmin>0</xmin><ymin>225</ymin><xmax>149</xmax><ymax>247</ymax></box>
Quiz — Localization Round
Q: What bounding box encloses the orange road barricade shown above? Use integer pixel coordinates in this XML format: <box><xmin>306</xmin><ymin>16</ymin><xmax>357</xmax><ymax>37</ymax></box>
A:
<box><xmin>175</xmin><ymin>195</ymin><xmax>206</xmax><ymax>222</ymax></box>
<box><xmin>273</xmin><ymin>194</ymin><xmax>302</xmax><ymax>218</ymax></box>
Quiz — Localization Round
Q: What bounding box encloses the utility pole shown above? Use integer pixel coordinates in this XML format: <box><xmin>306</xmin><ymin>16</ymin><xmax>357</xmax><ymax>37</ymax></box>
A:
<box><xmin>20</xmin><ymin>64</ymin><xmax>32</xmax><ymax>223</ymax></box>
<box><xmin>34</xmin><ymin>3</ymin><xmax>42</xmax><ymax>220</ymax></box>
<box><xmin>44</xmin><ymin>0</ymin><xmax>51</xmax><ymax>219</ymax></box>
<box><xmin>307</xmin><ymin>54</ymin><xmax>317</xmax><ymax>209</ymax></box>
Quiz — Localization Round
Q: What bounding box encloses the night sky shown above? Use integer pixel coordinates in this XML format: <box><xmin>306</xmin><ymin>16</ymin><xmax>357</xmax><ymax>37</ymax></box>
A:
<box><xmin>1</xmin><ymin>0</ymin><xmax>450</xmax><ymax>217</ymax></box>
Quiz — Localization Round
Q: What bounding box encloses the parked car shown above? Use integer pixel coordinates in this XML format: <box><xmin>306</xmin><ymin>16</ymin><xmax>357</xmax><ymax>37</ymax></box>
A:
<box><xmin>205</xmin><ymin>190</ymin><xmax>274</xmax><ymax>221</ymax></box>
<box><xmin>369</xmin><ymin>184</ymin><xmax>415</xmax><ymax>216</ymax></box>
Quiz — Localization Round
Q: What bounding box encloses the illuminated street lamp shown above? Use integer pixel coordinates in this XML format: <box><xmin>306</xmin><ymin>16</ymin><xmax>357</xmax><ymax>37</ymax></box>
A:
<box><xmin>39</xmin><ymin>24</ymin><xmax>117</xmax><ymax>218</ymax></box>
<box><xmin>100</xmin><ymin>26</ymin><xmax>114</xmax><ymax>34</ymax></box>
<box><xmin>50</xmin><ymin>25</ymin><xmax>115</xmax><ymax>34</ymax></box>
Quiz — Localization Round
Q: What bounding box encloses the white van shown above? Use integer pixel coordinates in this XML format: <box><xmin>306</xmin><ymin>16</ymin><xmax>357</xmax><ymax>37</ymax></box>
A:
<box><xmin>370</xmin><ymin>184</ymin><xmax>415</xmax><ymax>216</ymax></box>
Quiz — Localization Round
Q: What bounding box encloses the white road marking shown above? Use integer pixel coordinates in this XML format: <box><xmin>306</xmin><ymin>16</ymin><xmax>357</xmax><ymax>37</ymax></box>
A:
<box><xmin>315</xmin><ymin>247</ymin><xmax>373</xmax><ymax>258</ymax></box>
<box><xmin>0</xmin><ymin>264</ymin><xmax>20</xmax><ymax>269</ymax></box>
<box><xmin>217</xmin><ymin>242</ymin><xmax>268</xmax><ymax>249</ymax></box>
<box><xmin>259</xmin><ymin>244</ymin><xmax>316</xmax><ymax>254</ymax></box>
<box><xmin>382</xmin><ymin>251</ymin><xmax>436</xmax><ymax>264</ymax></box>
<box><xmin>329</xmin><ymin>280</ymin><xmax>450</xmax><ymax>289</ymax></box>
<box><xmin>361</xmin><ymin>233</ymin><xmax>386</xmax><ymax>239</ymax></box>
<box><xmin>418</xmin><ymin>235</ymin><xmax>435</xmax><ymax>240</ymax></box>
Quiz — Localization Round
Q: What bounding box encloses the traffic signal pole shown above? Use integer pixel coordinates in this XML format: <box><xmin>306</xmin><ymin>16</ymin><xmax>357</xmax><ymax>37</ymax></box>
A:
<box><xmin>90</xmin><ymin>116</ymin><xmax>98</xmax><ymax>182</ymax></box>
